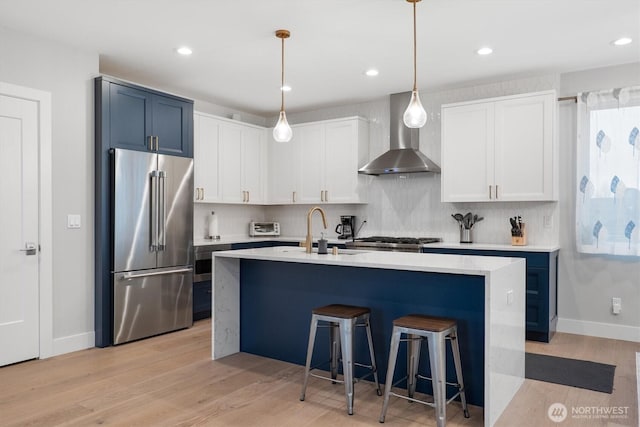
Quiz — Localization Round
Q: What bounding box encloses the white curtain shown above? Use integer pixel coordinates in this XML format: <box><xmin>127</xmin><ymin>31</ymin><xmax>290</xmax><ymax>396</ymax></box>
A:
<box><xmin>576</xmin><ymin>86</ymin><xmax>640</xmax><ymax>256</ymax></box>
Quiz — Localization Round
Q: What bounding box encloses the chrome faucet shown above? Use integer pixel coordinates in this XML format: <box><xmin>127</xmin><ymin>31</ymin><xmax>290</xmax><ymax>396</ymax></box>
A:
<box><xmin>304</xmin><ymin>206</ymin><xmax>328</xmax><ymax>253</ymax></box>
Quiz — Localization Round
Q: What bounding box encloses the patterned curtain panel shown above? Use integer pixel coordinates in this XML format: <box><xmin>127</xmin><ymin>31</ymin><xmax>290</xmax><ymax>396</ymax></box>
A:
<box><xmin>576</xmin><ymin>86</ymin><xmax>640</xmax><ymax>255</ymax></box>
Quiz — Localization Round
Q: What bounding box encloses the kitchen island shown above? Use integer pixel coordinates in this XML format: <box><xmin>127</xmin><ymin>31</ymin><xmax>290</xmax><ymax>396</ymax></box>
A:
<box><xmin>212</xmin><ymin>247</ymin><xmax>526</xmax><ymax>427</ymax></box>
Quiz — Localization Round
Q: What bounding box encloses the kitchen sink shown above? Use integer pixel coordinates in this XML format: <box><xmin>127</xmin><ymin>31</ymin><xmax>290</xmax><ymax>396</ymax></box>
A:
<box><xmin>274</xmin><ymin>247</ymin><xmax>369</xmax><ymax>256</ymax></box>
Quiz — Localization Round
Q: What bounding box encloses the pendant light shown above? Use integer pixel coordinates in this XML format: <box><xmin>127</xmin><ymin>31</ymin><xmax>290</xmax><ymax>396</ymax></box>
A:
<box><xmin>273</xmin><ymin>29</ymin><xmax>293</xmax><ymax>142</ymax></box>
<box><xmin>403</xmin><ymin>0</ymin><xmax>427</xmax><ymax>128</ymax></box>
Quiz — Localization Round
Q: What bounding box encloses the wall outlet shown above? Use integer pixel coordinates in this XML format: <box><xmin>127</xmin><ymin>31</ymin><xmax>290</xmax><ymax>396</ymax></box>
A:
<box><xmin>67</xmin><ymin>214</ymin><xmax>81</xmax><ymax>229</ymax></box>
<box><xmin>611</xmin><ymin>297</ymin><xmax>621</xmax><ymax>315</ymax></box>
<box><xmin>543</xmin><ymin>215</ymin><xmax>553</xmax><ymax>229</ymax></box>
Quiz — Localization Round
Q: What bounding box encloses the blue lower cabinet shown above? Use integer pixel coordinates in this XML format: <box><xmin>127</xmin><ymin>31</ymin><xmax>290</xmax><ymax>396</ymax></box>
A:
<box><xmin>230</xmin><ymin>241</ymin><xmax>284</xmax><ymax>250</ymax></box>
<box><xmin>421</xmin><ymin>247</ymin><xmax>558</xmax><ymax>342</ymax></box>
<box><xmin>193</xmin><ymin>280</ymin><xmax>212</xmax><ymax>321</ymax></box>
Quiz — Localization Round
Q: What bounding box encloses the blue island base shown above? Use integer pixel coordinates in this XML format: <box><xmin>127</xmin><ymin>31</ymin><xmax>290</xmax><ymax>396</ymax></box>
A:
<box><xmin>239</xmin><ymin>259</ymin><xmax>485</xmax><ymax>407</ymax></box>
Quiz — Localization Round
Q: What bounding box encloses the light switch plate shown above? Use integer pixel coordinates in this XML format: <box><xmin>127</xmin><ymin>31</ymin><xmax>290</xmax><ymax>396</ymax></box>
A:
<box><xmin>67</xmin><ymin>214</ymin><xmax>81</xmax><ymax>229</ymax></box>
<box><xmin>506</xmin><ymin>289</ymin><xmax>514</xmax><ymax>305</ymax></box>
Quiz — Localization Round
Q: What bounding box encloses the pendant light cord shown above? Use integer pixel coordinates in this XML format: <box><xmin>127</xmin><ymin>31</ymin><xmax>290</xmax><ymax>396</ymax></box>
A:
<box><xmin>281</xmin><ymin>36</ymin><xmax>285</xmax><ymax>113</ymax></box>
<box><xmin>412</xmin><ymin>0</ymin><xmax>417</xmax><ymax>92</ymax></box>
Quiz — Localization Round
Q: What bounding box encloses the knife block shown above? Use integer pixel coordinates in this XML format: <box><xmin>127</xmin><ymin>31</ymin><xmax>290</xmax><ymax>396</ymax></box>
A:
<box><xmin>511</xmin><ymin>223</ymin><xmax>527</xmax><ymax>246</ymax></box>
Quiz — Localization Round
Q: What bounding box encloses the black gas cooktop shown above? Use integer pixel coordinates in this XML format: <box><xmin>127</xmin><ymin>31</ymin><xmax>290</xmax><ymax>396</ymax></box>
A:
<box><xmin>345</xmin><ymin>236</ymin><xmax>442</xmax><ymax>252</ymax></box>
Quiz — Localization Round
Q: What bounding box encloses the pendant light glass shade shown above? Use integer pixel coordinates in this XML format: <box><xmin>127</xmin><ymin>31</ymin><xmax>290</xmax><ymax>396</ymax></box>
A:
<box><xmin>403</xmin><ymin>90</ymin><xmax>427</xmax><ymax>128</ymax></box>
<box><xmin>273</xmin><ymin>29</ymin><xmax>293</xmax><ymax>142</ymax></box>
<box><xmin>403</xmin><ymin>0</ymin><xmax>427</xmax><ymax>129</ymax></box>
<box><xmin>273</xmin><ymin>111</ymin><xmax>293</xmax><ymax>142</ymax></box>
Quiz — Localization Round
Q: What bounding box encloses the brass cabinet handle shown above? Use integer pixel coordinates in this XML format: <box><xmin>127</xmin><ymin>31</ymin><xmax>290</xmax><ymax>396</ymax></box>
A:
<box><xmin>148</xmin><ymin>135</ymin><xmax>153</xmax><ymax>151</ymax></box>
<box><xmin>242</xmin><ymin>191</ymin><xmax>246</xmax><ymax>203</ymax></box>
<box><xmin>200</xmin><ymin>188</ymin><xmax>204</xmax><ymax>200</ymax></box>
<box><xmin>292</xmin><ymin>191</ymin><xmax>296</xmax><ymax>203</ymax></box>
<box><xmin>325</xmin><ymin>190</ymin><xmax>329</xmax><ymax>202</ymax></box>
<box><xmin>495</xmin><ymin>185</ymin><xmax>499</xmax><ymax>200</ymax></box>
<box><xmin>489</xmin><ymin>185</ymin><xmax>492</xmax><ymax>200</ymax></box>
<box><xmin>247</xmin><ymin>191</ymin><xmax>250</xmax><ymax>203</ymax></box>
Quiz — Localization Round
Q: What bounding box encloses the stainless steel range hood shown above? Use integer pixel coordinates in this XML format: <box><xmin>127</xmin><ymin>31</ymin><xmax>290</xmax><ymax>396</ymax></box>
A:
<box><xmin>359</xmin><ymin>92</ymin><xmax>440</xmax><ymax>175</ymax></box>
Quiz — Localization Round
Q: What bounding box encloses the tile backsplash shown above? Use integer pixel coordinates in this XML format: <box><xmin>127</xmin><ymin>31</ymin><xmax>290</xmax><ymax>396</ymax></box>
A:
<box><xmin>196</xmin><ymin>73</ymin><xmax>561</xmax><ymax>246</ymax></box>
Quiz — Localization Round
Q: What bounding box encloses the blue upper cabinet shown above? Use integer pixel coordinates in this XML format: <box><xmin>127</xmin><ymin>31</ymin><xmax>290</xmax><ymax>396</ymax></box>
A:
<box><xmin>97</xmin><ymin>76</ymin><xmax>193</xmax><ymax>157</ymax></box>
<box><xmin>151</xmin><ymin>93</ymin><xmax>192</xmax><ymax>156</ymax></box>
<box><xmin>108</xmin><ymin>83</ymin><xmax>153</xmax><ymax>151</ymax></box>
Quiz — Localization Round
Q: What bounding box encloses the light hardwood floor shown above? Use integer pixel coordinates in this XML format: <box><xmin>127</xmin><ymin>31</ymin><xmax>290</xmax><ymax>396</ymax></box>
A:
<box><xmin>0</xmin><ymin>319</ymin><xmax>637</xmax><ymax>426</ymax></box>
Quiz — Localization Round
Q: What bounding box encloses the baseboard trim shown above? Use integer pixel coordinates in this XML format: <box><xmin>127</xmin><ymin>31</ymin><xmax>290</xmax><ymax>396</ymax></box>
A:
<box><xmin>557</xmin><ymin>318</ymin><xmax>640</xmax><ymax>343</ymax></box>
<box><xmin>51</xmin><ymin>331</ymin><xmax>95</xmax><ymax>357</ymax></box>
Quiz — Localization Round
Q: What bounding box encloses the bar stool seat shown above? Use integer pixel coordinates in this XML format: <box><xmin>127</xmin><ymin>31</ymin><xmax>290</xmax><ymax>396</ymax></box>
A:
<box><xmin>300</xmin><ymin>304</ymin><xmax>382</xmax><ymax>415</ymax></box>
<box><xmin>379</xmin><ymin>314</ymin><xmax>470</xmax><ymax>427</ymax></box>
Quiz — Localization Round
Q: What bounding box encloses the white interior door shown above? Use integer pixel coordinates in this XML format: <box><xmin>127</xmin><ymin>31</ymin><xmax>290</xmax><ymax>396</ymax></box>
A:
<box><xmin>0</xmin><ymin>94</ymin><xmax>40</xmax><ymax>366</ymax></box>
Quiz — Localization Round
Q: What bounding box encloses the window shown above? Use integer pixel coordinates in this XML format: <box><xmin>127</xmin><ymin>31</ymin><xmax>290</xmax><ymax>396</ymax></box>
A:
<box><xmin>576</xmin><ymin>87</ymin><xmax>640</xmax><ymax>256</ymax></box>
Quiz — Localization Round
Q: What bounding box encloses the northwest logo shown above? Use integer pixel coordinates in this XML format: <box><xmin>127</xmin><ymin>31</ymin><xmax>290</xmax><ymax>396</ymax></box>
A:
<box><xmin>548</xmin><ymin>403</ymin><xmax>568</xmax><ymax>423</ymax></box>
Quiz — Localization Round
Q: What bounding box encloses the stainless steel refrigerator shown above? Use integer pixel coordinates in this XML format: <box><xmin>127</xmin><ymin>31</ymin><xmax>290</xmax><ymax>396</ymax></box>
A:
<box><xmin>112</xmin><ymin>148</ymin><xmax>194</xmax><ymax>345</ymax></box>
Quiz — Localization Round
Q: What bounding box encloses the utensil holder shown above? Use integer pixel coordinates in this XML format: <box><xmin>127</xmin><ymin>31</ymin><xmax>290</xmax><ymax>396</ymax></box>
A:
<box><xmin>511</xmin><ymin>223</ymin><xmax>527</xmax><ymax>246</ymax></box>
<box><xmin>460</xmin><ymin>228</ymin><xmax>473</xmax><ymax>244</ymax></box>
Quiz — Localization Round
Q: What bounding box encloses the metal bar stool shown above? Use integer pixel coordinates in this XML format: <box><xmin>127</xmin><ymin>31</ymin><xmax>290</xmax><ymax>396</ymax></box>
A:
<box><xmin>379</xmin><ymin>314</ymin><xmax>470</xmax><ymax>427</ymax></box>
<box><xmin>300</xmin><ymin>304</ymin><xmax>382</xmax><ymax>415</ymax></box>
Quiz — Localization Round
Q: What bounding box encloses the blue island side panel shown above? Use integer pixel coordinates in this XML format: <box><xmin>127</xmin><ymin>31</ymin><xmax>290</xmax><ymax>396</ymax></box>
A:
<box><xmin>239</xmin><ymin>259</ymin><xmax>485</xmax><ymax>406</ymax></box>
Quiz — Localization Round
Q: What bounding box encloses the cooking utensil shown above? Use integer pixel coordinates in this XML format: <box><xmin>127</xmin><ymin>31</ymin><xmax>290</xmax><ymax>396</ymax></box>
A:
<box><xmin>463</xmin><ymin>212</ymin><xmax>472</xmax><ymax>229</ymax></box>
<box><xmin>471</xmin><ymin>216</ymin><xmax>484</xmax><ymax>228</ymax></box>
<box><xmin>452</xmin><ymin>213</ymin><xmax>464</xmax><ymax>229</ymax></box>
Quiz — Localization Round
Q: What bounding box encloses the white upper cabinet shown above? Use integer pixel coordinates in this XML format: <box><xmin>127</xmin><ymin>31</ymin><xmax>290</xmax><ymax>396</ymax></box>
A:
<box><xmin>268</xmin><ymin>130</ymin><xmax>300</xmax><ymax>203</ymax></box>
<box><xmin>194</xmin><ymin>112</ymin><xmax>265</xmax><ymax>204</ymax></box>
<box><xmin>296</xmin><ymin>123</ymin><xmax>325</xmax><ymax>203</ymax></box>
<box><xmin>441</xmin><ymin>90</ymin><xmax>557</xmax><ymax>202</ymax></box>
<box><xmin>193</xmin><ymin>112</ymin><xmax>220</xmax><ymax>202</ymax></box>
<box><xmin>240</xmin><ymin>126</ymin><xmax>265</xmax><ymax>204</ymax></box>
<box><xmin>323</xmin><ymin>119</ymin><xmax>368</xmax><ymax>203</ymax></box>
<box><xmin>268</xmin><ymin>117</ymin><xmax>368</xmax><ymax>204</ymax></box>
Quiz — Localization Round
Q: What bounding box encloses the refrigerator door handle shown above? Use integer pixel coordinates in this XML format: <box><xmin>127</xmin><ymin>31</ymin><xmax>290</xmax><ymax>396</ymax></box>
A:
<box><xmin>158</xmin><ymin>170</ymin><xmax>167</xmax><ymax>251</ymax></box>
<box><xmin>120</xmin><ymin>267</ymin><xmax>193</xmax><ymax>280</ymax></box>
<box><xmin>149</xmin><ymin>170</ymin><xmax>160</xmax><ymax>252</ymax></box>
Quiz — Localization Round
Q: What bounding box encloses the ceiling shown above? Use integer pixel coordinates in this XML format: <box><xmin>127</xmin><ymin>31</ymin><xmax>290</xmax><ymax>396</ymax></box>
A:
<box><xmin>1</xmin><ymin>0</ymin><xmax>638</xmax><ymax>116</ymax></box>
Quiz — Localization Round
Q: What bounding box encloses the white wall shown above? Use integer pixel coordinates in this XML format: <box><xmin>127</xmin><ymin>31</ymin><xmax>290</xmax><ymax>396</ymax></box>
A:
<box><xmin>556</xmin><ymin>63</ymin><xmax>640</xmax><ymax>341</ymax></box>
<box><xmin>0</xmin><ymin>26</ymin><xmax>99</xmax><ymax>352</ymax></box>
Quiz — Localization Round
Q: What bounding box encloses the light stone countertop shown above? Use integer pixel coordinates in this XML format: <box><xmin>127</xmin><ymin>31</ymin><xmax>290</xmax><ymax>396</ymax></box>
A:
<box><xmin>193</xmin><ymin>236</ymin><xmax>345</xmax><ymax>247</ymax></box>
<box><xmin>212</xmin><ymin>246</ymin><xmax>524</xmax><ymax>276</ymax></box>
<box><xmin>194</xmin><ymin>235</ymin><xmax>559</xmax><ymax>252</ymax></box>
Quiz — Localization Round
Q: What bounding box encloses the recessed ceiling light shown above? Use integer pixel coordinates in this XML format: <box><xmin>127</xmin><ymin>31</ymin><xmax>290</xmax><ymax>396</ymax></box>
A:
<box><xmin>281</xmin><ymin>85</ymin><xmax>292</xmax><ymax>92</ymax></box>
<box><xmin>477</xmin><ymin>47</ymin><xmax>493</xmax><ymax>55</ymax></box>
<box><xmin>365</xmin><ymin>69</ymin><xmax>379</xmax><ymax>77</ymax></box>
<box><xmin>612</xmin><ymin>37</ymin><xmax>632</xmax><ymax>46</ymax></box>
<box><xmin>176</xmin><ymin>46</ymin><xmax>193</xmax><ymax>55</ymax></box>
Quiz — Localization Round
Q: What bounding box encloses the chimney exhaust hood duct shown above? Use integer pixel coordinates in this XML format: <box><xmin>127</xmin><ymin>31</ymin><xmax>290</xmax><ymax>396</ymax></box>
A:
<box><xmin>358</xmin><ymin>91</ymin><xmax>441</xmax><ymax>175</ymax></box>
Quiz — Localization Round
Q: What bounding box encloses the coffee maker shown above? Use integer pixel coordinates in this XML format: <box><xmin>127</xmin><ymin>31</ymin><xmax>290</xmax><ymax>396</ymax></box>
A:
<box><xmin>335</xmin><ymin>215</ymin><xmax>356</xmax><ymax>240</ymax></box>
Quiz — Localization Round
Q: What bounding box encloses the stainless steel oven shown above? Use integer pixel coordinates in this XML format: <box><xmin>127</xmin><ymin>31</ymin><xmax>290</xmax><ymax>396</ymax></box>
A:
<box><xmin>194</xmin><ymin>244</ymin><xmax>232</xmax><ymax>282</ymax></box>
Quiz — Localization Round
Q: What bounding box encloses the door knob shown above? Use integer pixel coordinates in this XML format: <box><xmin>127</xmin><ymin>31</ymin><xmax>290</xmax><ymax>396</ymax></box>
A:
<box><xmin>20</xmin><ymin>242</ymin><xmax>37</xmax><ymax>256</ymax></box>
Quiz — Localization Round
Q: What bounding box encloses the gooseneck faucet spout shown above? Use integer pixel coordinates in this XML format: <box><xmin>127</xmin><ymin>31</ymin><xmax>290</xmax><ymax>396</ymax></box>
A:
<box><xmin>305</xmin><ymin>206</ymin><xmax>328</xmax><ymax>253</ymax></box>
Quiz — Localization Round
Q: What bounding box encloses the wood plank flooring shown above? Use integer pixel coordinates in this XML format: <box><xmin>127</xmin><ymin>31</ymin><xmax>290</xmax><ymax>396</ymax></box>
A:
<box><xmin>0</xmin><ymin>320</ymin><xmax>637</xmax><ymax>426</ymax></box>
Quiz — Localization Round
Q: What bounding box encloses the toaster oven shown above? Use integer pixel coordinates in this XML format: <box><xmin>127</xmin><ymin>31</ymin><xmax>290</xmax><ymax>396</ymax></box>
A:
<box><xmin>249</xmin><ymin>221</ymin><xmax>280</xmax><ymax>237</ymax></box>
